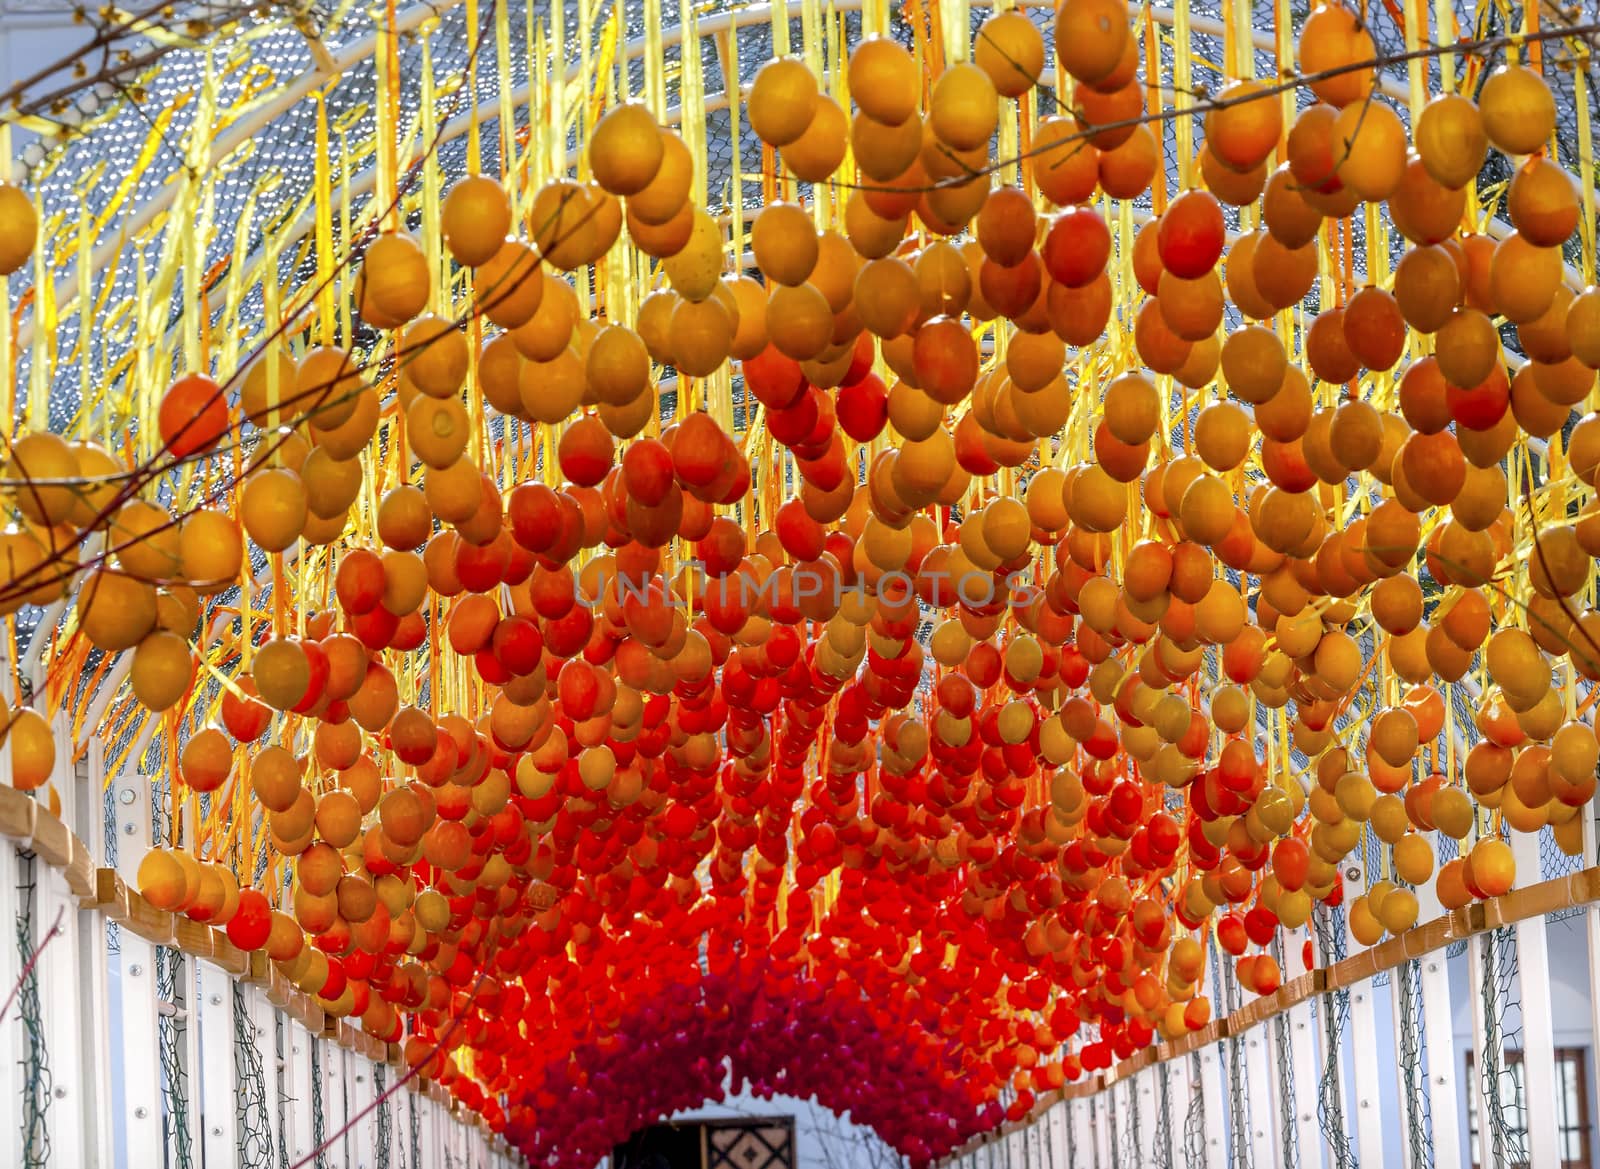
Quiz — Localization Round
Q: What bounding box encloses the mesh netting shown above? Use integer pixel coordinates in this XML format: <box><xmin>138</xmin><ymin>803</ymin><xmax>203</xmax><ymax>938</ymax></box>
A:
<box><xmin>16</xmin><ymin>851</ymin><xmax>51</xmax><ymax>1169</ymax></box>
<box><xmin>1152</xmin><ymin>1064</ymin><xmax>1174</xmax><ymax>1169</ymax></box>
<box><xmin>1220</xmin><ymin>959</ymin><xmax>1254</xmax><ymax>1169</ymax></box>
<box><xmin>233</xmin><ymin>981</ymin><xmax>275</xmax><ymax>1167</ymax></box>
<box><xmin>1314</xmin><ymin>904</ymin><xmax>1358</xmax><ymax>1169</ymax></box>
<box><xmin>156</xmin><ymin>943</ymin><xmax>195</xmax><ymax>1169</ymax></box>
<box><xmin>1477</xmin><ymin>927</ymin><xmax>1528</xmax><ymax>1166</ymax></box>
<box><xmin>1269</xmin><ymin>937</ymin><xmax>1300</xmax><ymax>1169</ymax></box>
<box><xmin>376</xmin><ymin>1062</ymin><xmax>393</xmax><ymax>1169</ymax></box>
<box><xmin>1395</xmin><ymin>958</ymin><xmax>1435</xmax><ymax>1169</ymax></box>
<box><xmin>276</xmin><ymin>1011</ymin><xmax>291</xmax><ymax>1169</ymax></box>
<box><xmin>1182</xmin><ymin>1051</ymin><xmax>1206</xmax><ymax>1169</ymax></box>
<box><xmin>1104</xmin><ymin>1085</ymin><xmax>1120</xmax><ymax>1165</ymax></box>
<box><xmin>311</xmin><ymin>1036</ymin><xmax>329</xmax><ymax>1169</ymax></box>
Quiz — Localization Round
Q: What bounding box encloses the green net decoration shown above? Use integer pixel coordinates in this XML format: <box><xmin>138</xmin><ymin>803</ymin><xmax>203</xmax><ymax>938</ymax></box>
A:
<box><xmin>1314</xmin><ymin>904</ymin><xmax>1358</xmax><ymax>1169</ymax></box>
<box><xmin>1395</xmin><ymin>958</ymin><xmax>1435</xmax><ymax>1169</ymax></box>
<box><xmin>409</xmin><ymin>1089</ymin><xmax>421</xmax><ymax>1169</ymax></box>
<box><xmin>341</xmin><ymin>1052</ymin><xmax>352</xmax><ymax>1169</ymax></box>
<box><xmin>16</xmin><ymin>852</ymin><xmax>51</xmax><ymax>1169</ymax></box>
<box><xmin>1220</xmin><ymin>957</ymin><xmax>1254</xmax><ymax>1169</ymax></box>
<box><xmin>1478</xmin><ymin>927</ymin><xmax>1528</xmax><ymax>1166</ymax></box>
<box><xmin>1269</xmin><ymin>938</ymin><xmax>1299</xmax><ymax>1169</ymax></box>
<box><xmin>311</xmin><ymin>1037</ymin><xmax>329</xmax><ymax>1169</ymax></box>
<box><xmin>1105</xmin><ymin>1084</ymin><xmax>1119</xmax><ymax>1166</ymax></box>
<box><xmin>1182</xmin><ymin>1051</ymin><xmax>1206</xmax><ymax>1169</ymax></box>
<box><xmin>375</xmin><ymin>1063</ymin><xmax>393</xmax><ymax>1169</ymax></box>
<box><xmin>156</xmin><ymin>944</ymin><xmax>195</xmax><ymax>1169</ymax></box>
<box><xmin>1270</xmin><ymin>1006</ymin><xmax>1299</xmax><ymax>1167</ymax></box>
<box><xmin>276</xmin><ymin>1011</ymin><xmax>291</xmax><ymax>1169</ymax></box>
<box><xmin>1120</xmin><ymin>1073</ymin><xmax>1142</xmax><ymax>1162</ymax></box>
<box><xmin>232</xmin><ymin>982</ymin><xmax>274</xmax><ymax>1168</ymax></box>
<box><xmin>1151</xmin><ymin>1057</ymin><xmax>1174</xmax><ymax>1169</ymax></box>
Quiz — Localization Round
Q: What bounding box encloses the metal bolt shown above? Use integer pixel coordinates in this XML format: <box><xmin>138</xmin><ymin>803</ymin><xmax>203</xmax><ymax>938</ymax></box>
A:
<box><xmin>122</xmin><ymin>823</ymin><xmax>136</xmax><ymax>835</ymax></box>
<box><xmin>53</xmin><ymin>1087</ymin><xmax>66</xmax><ymax>1100</ymax></box>
<box><xmin>134</xmin><ymin>1106</ymin><xmax>149</xmax><ymax>1120</ymax></box>
<box><xmin>212</xmin><ymin>1126</ymin><xmax>223</xmax><ymax>1137</ymax></box>
<box><xmin>129</xmin><ymin>964</ymin><xmax>143</xmax><ymax>978</ymax></box>
<box><xmin>117</xmin><ymin>788</ymin><xmax>136</xmax><ymax>805</ymax></box>
<box><xmin>208</xmin><ymin>994</ymin><xmax>222</xmax><ymax>1007</ymax></box>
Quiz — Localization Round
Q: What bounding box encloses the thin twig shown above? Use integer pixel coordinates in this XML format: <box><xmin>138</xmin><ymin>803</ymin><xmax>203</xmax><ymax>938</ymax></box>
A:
<box><xmin>0</xmin><ymin>906</ymin><xmax>65</xmax><ymax>1026</ymax></box>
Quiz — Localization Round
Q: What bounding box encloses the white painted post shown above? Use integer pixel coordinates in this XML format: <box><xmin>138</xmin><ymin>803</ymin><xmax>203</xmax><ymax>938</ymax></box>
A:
<box><xmin>1510</xmin><ymin>830</ymin><xmax>1560</xmax><ymax>1169</ymax></box>
<box><xmin>173</xmin><ymin>944</ymin><xmax>201</xmax><ymax>1165</ymax></box>
<box><xmin>347</xmin><ymin>1046</ymin><xmax>374</xmax><ymax>1169</ymax></box>
<box><xmin>1132</xmin><ymin>1065</ymin><xmax>1159</xmax><ymax>1162</ymax></box>
<box><xmin>1048</xmin><ymin>1096</ymin><xmax>1070</xmax><ymax>1169</ymax></box>
<box><xmin>1240</xmin><ymin>1021</ymin><xmax>1278</xmax><ymax>1165</ymax></box>
<box><xmin>1277</xmin><ymin>926</ymin><xmax>1325</xmax><ymax>1168</ymax></box>
<box><xmin>1090</xmin><ymin>1088</ymin><xmax>1111</xmax><ymax>1165</ymax></box>
<box><xmin>1159</xmin><ymin>1058</ymin><xmax>1186</xmax><ymax>1168</ymax></box>
<box><xmin>286</xmin><ymin>1018</ymin><xmax>316</xmax><ymax>1164</ymax></box>
<box><xmin>1413</xmin><ymin>875</ymin><xmax>1462</xmax><ymax>1169</ymax></box>
<box><xmin>111</xmin><ymin>772</ymin><xmax>164</xmax><ymax>1163</ymax></box>
<box><xmin>322</xmin><ymin>1034</ymin><xmax>344</xmax><ymax>1169</ymax></box>
<box><xmin>1582</xmin><ymin>805</ymin><xmax>1600</xmax><ymax>1169</ymax></box>
<box><xmin>1339</xmin><ymin>859</ymin><xmax>1389</xmax><ymax>1168</ymax></box>
<box><xmin>73</xmin><ymin>740</ymin><xmax>117</xmax><ymax>1168</ymax></box>
<box><xmin>1068</xmin><ymin>1095</ymin><xmax>1093</xmax><ymax>1166</ymax></box>
<box><xmin>247</xmin><ymin>984</ymin><xmax>285</xmax><ymax>1160</ymax></box>
<box><xmin>359</xmin><ymin>1048</ymin><xmax>378</xmax><ymax>1169</ymax></box>
<box><xmin>1466</xmin><ymin>927</ymin><xmax>1499</xmax><ymax>1169</ymax></box>
<box><xmin>395</xmin><ymin>1079</ymin><xmax>413</xmax><ymax>1169</ymax></box>
<box><xmin>1196</xmin><ymin>1042</ymin><xmax>1225</xmax><ymax>1169</ymax></box>
<box><xmin>31</xmin><ymin>720</ymin><xmax>89</xmax><ymax>1166</ymax></box>
<box><xmin>198</xmin><ymin>961</ymin><xmax>240</xmax><ymax>1166</ymax></box>
<box><xmin>427</xmin><ymin>1089</ymin><xmax>442</xmax><ymax>1167</ymax></box>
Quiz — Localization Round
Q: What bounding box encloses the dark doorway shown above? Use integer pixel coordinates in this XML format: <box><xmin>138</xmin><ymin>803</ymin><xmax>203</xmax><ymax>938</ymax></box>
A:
<box><xmin>615</xmin><ymin>1117</ymin><xmax>797</xmax><ymax>1169</ymax></box>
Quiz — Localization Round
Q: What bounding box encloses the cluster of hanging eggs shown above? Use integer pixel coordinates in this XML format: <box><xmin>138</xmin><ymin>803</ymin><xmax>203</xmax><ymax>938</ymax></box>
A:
<box><xmin>0</xmin><ymin>0</ymin><xmax>1595</xmax><ymax>1154</ymax></box>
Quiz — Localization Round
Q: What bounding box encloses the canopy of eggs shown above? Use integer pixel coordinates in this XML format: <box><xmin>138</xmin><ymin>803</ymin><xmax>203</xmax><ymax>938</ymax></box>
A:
<box><xmin>2</xmin><ymin>0</ymin><xmax>1598</xmax><ymax>1161</ymax></box>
